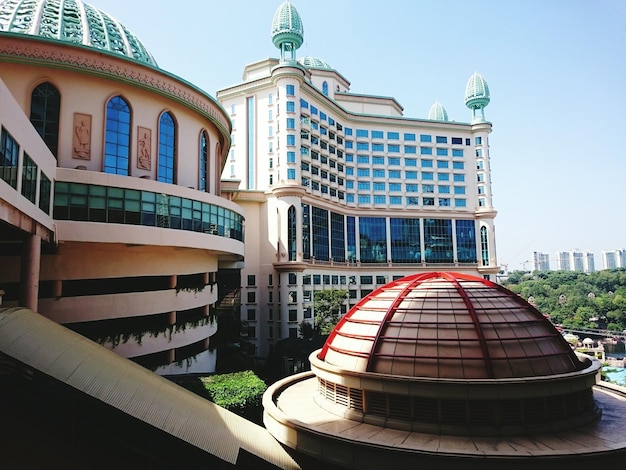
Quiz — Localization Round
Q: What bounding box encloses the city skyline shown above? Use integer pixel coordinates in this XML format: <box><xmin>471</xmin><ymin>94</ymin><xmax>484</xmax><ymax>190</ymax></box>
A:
<box><xmin>92</xmin><ymin>0</ymin><xmax>626</xmax><ymax>271</ymax></box>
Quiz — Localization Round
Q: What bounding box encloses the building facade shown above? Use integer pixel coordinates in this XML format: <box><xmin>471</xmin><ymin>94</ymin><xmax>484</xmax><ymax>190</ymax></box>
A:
<box><xmin>602</xmin><ymin>249</ymin><xmax>626</xmax><ymax>270</ymax></box>
<box><xmin>217</xmin><ymin>1</ymin><xmax>499</xmax><ymax>358</ymax></box>
<box><xmin>533</xmin><ymin>251</ymin><xmax>551</xmax><ymax>271</ymax></box>
<box><xmin>0</xmin><ymin>0</ymin><xmax>244</xmax><ymax>374</ymax></box>
<box><xmin>555</xmin><ymin>250</ymin><xmax>595</xmax><ymax>273</ymax></box>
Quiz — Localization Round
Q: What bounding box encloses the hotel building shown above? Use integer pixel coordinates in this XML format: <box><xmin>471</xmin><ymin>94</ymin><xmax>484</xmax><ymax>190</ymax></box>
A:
<box><xmin>217</xmin><ymin>1</ymin><xmax>499</xmax><ymax>358</ymax></box>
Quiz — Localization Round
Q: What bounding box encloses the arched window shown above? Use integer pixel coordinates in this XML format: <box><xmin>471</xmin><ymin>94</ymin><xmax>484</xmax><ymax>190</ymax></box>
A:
<box><xmin>199</xmin><ymin>131</ymin><xmax>209</xmax><ymax>192</ymax></box>
<box><xmin>480</xmin><ymin>226</ymin><xmax>489</xmax><ymax>266</ymax></box>
<box><xmin>322</xmin><ymin>81</ymin><xmax>329</xmax><ymax>96</ymax></box>
<box><xmin>104</xmin><ymin>96</ymin><xmax>131</xmax><ymax>175</ymax></box>
<box><xmin>288</xmin><ymin>205</ymin><xmax>297</xmax><ymax>261</ymax></box>
<box><xmin>158</xmin><ymin>112</ymin><xmax>176</xmax><ymax>183</ymax></box>
<box><xmin>30</xmin><ymin>82</ymin><xmax>60</xmax><ymax>157</ymax></box>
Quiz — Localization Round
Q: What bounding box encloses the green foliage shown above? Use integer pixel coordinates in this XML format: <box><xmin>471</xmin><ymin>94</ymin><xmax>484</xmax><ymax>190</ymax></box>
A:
<box><xmin>314</xmin><ymin>289</ymin><xmax>349</xmax><ymax>335</ymax></box>
<box><xmin>200</xmin><ymin>370</ymin><xmax>267</xmax><ymax>412</ymax></box>
<box><xmin>502</xmin><ymin>269</ymin><xmax>626</xmax><ymax>331</ymax></box>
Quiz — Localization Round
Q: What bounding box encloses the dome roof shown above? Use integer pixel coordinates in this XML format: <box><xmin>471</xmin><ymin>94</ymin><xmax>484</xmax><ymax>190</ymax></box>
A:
<box><xmin>297</xmin><ymin>56</ymin><xmax>332</xmax><ymax>70</ymax></box>
<box><xmin>428</xmin><ymin>101</ymin><xmax>448</xmax><ymax>121</ymax></box>
<box><xmin>319</xmin><ymin>272</ymin><xmax>583</xmax><ymax>380</ymax></box>
<box><xmin>271</xmin><ymin>1</ymin><xmax>304</xmax><ymax>50</ymax></box>
<box><xmin>0</xmin><ymin>0</ymin><xmax>157</xmax><ymax>66</ymax></box>
<box><xmin>464</xmin><ymin>71</ymin><xmax>490</xmax><ymax>109</ymax></box>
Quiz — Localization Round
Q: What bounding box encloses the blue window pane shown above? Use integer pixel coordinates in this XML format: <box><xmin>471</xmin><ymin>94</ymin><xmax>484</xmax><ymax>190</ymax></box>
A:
<box><xmin>104</xmin><ymin>96</ymin><xmax>131</xmax><ymax>176</ymax></box>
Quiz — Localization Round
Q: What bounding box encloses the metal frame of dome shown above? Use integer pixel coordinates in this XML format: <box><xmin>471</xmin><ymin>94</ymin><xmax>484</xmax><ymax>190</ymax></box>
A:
<box><xmin>319</xmin><ymin>272</ymin><xmax>583</xmax><ymax>379</ymax></box>
<box><xmin>311</xmin><ymin>272</ymin><xmax>601</xmax><ymax>436</ymax></box>
<box><xmin>0</xmin><ymin>0</ymin><xmax>157</xmax><ymax>66</ymax></box>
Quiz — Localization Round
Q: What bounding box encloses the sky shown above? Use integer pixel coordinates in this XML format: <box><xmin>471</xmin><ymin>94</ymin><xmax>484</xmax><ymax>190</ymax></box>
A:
<box><xmin>93</xmin><ymin>0</ymin><xmax>626</xmax><ymax>272</ymax></box>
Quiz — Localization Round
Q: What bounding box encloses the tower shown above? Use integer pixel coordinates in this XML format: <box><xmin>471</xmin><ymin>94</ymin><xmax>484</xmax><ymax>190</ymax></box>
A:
<box><xmin>465</xmin><ymin>72</ymin><xmax>490</xmax><ymax>123</ymax></box>
<box><xmin>271</xmin><ymin>1</ymin><xmax>304</xmax><ymax>64</ymax></box>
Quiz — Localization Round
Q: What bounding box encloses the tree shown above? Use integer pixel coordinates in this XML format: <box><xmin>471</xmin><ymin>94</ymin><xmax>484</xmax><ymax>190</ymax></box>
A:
<box><xmin>314</xmin><ymin>289</ymin><xmax>349</xmax><ymax>335</ymax></box>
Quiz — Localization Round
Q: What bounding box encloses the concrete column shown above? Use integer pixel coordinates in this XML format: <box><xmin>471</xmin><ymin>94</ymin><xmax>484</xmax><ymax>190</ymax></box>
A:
<box><xmin>19</xmin><ymin>234</ymin><xmax>41</xmax><ymax>311</ymax></box>
<box><xmin>52</xmin><ymin>280</ymin><xmax>62</xmax><ymax>299</ymax></box>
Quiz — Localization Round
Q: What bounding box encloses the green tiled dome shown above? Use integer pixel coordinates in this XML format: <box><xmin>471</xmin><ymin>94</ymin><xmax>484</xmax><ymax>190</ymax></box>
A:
<box><xmin>428</xmin><ymin>101</ymin><xmax>449</xmax><ymax>121</ymax></box>
<box><xmin>464</xmin><ymin>71</ymin><xmax>490</xmax><ymax>109</ymax></box>
<box><xmin>271</xmin><ymin>1</ymin><xmax>303</xmax><ymax>50</ymax></box>
<box><xmin>297</xmin><ymin>56</ymin><xmax>332</xmax><ymax>70</ymax></box>
<box><xmin>0</xmin><ymin>0</ymin><xmax>157</xmax><ymax>66</ymax></box>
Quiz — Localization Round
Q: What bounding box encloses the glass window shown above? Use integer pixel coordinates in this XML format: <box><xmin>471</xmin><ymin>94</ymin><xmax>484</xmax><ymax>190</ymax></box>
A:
<box><xmin>438</xmin><ymin>185</ymin><xmax>450</xmax><ymax>194</ymax></box>
<box><xmin>439</xmin><ymin>198</ymin><xmax>450</xmax><ymax>206</ymax></box>
<box><xmin>104</xmin><ymin>96</ymin><xmax>131</xmax><ymax>175</ymax></box>
<box><xmin>390</xmin><ymin>196</ymin><xmax>402</xmax><ymax>205</ymax></box>
<box><xmin>372</xmin><ymin>143</ymin><xmax>384</xmax><ymax>152</ymax></box>
<box><xmin>388</xmin><ymin>157</ymin><xmax>401</xmax><ymax>165</ymax></box>
<box><xmin>405</xmin><ymin>158</ymin><xmax>417</xmax><ymax>167</ymax></box>
<box><xmin>357</xmin><ymin>155</ymin><xmax>370</xmax><ymax>164</ymax></box>
<box><xmin>437</xmin><ymin>173</ymin><xmax>450</xmax><ymax>181</ymax></box>
<box><xmin>358</xmin><ymin>181</ymin><xmax>371</xmax><ymax>190</ymax></box>
<box><xmin>286</xmin><ymin>101</ymin><xmax>295</xmax><ymax>112</ymax></box>
<box><xmin>286</xmin><ymin>118</ymin><xmax>295</xmax><ymax>129</ymax></box>
<box><xmin>199</xmin><ymin>131</ymin><xmax>209</xmax><ymax>192</ymax></box>
<box><xmin>300</xmin><ymin>98</ymin><xmax>309</xmax><ymax>109</ymax></box>
<box><xmin>455</xmin><ymin>198</ymin><xmax>467</xmax><ymax>207</ymax></box>
<box><xmin>404</xmin><ymin>133</ymin><xmax>416</xmax><ymax>141</ymax></box>
<box><xmin>247</xmin><ymin>274</ymin><xmax>256</xmax><ymax>286</ymax></box>
<box><xmin>404</xmin><ymin>145</ymin><xmax>417</xmax><ymax>154</ymax></box>
<box><xmin>356</xmin><ymin>129</ymin><xmax>369</xmax><ymax>138</ymax></box>
<box><xmin>247</xmin><ymin>291</ymin><xmax>256</xmax><ymax>303</ymax></box>
<box><xmin>437</xmin><ymin>160</ymin><xmax>449</xmax><ymax>169</ymax></box>
<box><xmin>420</xmin><ymin>147</ymin><xmax>433</xmax><ymax>155</ymax></box>
<box><xmin>371</xmin><ymin>130</ymin><xmax>383</xmax><ymax>139</ymax></box>
<box><xmin>406</xmin><ymin>183</ymin><xmax>418</xmax><ymax>192</ymax></box>
<box><xmin>30</xmin><ymin>82</ymin><xmax>60</xmax><ymax>157</ymax></box>
<box><xmin>287</xmin><ymin>168</ymin><xmax>296</xmax><ymax>180</ymax></box>
<box><xmin>453</xmin><ymin>161</ymin><xmax>464</xmax><ymax>169</ymax></box>
<box><xmin>357</xmin><ymin>168</ymin><xmax>370</xmax><ymax>177</ymax></box>
<box><xmin>423</xmin><ymin>184</ymin><xmax>434</xmax><ymax>193</ymax></box>
<box><xmin>452</xmin><ymin>149</ymin><xmax>464</xmax><ymax>157</ymax></box>
<box><xmin>420</xmin><ymin>134</ymin><xmax>432</xmax><ymax>143</ymax></box>
<box><xmin>423</xmin><ymin>218</ymin><xmax>452</xmax><ymax>263</ymax></box>
<box><xmin>387</xmin><ymin>132</ymin><xmax>399</xmax><ymax>140</ymax></box>
<box><xmin>436</xmin><ymin>136</ymin><xmax>447</xmax><ymax>144</ymax></box>
<box><xmin>453</xmin><ymin>174</ymin><xmax>465</xmax><ymax>182</ymax></box>
<box><xmin>406</xmin><ymin>196</ymin><xmax>419</xmax><ymax>205</ymax></box>
<box><xmin>287</xmin><ymin>134</ymin><xmax>296</xmax><ymax>146</ymax></box>
<box><xmin>456</xmin><ymin>219</ymin><xmax>477</xmax><ymax>262</ymax></box>
<box><xmin>21</xmin><ymin>152</ymin><xmax>38</xmax><ymax>203</ymax></box>
<box><xmin>39</xmin><ymin>172</ymin><xmax>52</xmax><ymax>214</ymax></box>
<box><xmin>436</xmin><ymin>148</ymin><xmax>448</xmax><ymax>156</ymax></box>
<box><xmin>421</xmin><ymin>159</ymin><xmax>433</xmax><ymax>168</ymax></box>
<box><xmin>422</xmin><ymin>172</ymin><xmax>434</xmax><ymax>180</ymax></box>
<box><xmin>423</xmin><ymin>197</ymin><xmax>435</xmax><ymax>206</ymax></box>
<box><xmin>454</xmin><ymin>186</ymin><xmax>466</xmax><ymax>195</ymax></box>
<box><xmin>158</xmin><ymin>112</ymin><xmax>176</xmax><ymax>183</ymax></box>
<box><xmin>286</xmin><ymin>84</ymin><xmax>295</xmax><ymax>96</ymax></box>
<box><xmin>320</xmin><ymin>111</ymin><xmax>327</xmax><ymax>121</ymax></box>
<box><xmin>390</xmin><ymin>218</ymin><xmax>420</xmax><ymax>262</ymax></box>
<box><xmin>373</xmin><ymin>182</ymin><xmax>385</xmax><ymax>191</ymax></box>
<box><xmin>0</xmin><ymin>126</ymin><xmax>19</xmax><ymax>189</ymax></box>
<box><xmin>372</xmin><ymin>156</ymin><xmax>385</xmax><ymax>165</ymax></box>
<box><xmin>331</xmin><ymin>212</ymin><xmax>345</xmax><ymax>262</ymax></box>
<box><xmin>389</xmin><ymin>183</ymin><xmax>401</xmax><ymax>192</ymax></box>
<box><xmin>312</xmin><ymin>206</ymin><xmax>329</xmax><ymax>261</ymax></box>
<box><xmin>481</xmin><ymin>225</ymin><xmax>489</xmax><ymax>265</ymax></box>
<box><xmin>356</xmin><ymin>142</ymin><xmax>369</xmax><ymax>151</ymax></box>
<box><xmin>388</xmin><ymin>144</ymin><xmax>400</xmax><ymax>152</ymax></box>
<box><xmin>345</xmin><ymin>127</ymin><xmax>353</xmax><ymax>136</ymax></box>
<box><xmin>359</xmin><ymin>217</ymin><xmax>387</xmax><ymax>263</ymax></box>
<box><xmin>475</xmin><ymin>136</ymin><xmax>482</xmax><ymax>145</ymax></box>
<box><xmin>388</xmin><ymin>170</ymin><xmax>401</xmax><ymax>178</ymax></box>
<box><xmin>405</xmin><ymin>171</ymin><xmax>418</xmax><ymax>179</ymax></box>
<box><xmin>374</xmin><ymin>195</ymin><xmax>386</xmax><ymax>204</ymax></box>
<box><xmin>451</xmin><ymin>137</ymin><xmax>463</xmax><ymax>145</ymax></box>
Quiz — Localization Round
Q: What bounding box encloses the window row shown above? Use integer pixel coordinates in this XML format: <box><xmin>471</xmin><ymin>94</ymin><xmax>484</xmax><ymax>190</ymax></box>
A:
<box><xmin>53</xmin><ymin>182</ymin><xmax>244</xmax><ymax>241</ymax></box>
<box><xmin>299</xmin><ymin>205</ymin><xmax>483</xmax><ymax>264</ymax></box>
<box><xmin>1</xmin><ymin>126</ymin><xmax>52</xmax><ymax>214</ymax></box>
<box><xmin>28</xmin><ymin>82</ymin><xmax>213</xmax><ymax>190</ymax></box>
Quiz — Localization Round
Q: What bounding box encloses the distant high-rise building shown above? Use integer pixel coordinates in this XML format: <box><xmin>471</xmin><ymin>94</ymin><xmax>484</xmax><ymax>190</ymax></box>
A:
<box><xmin>533</xmin><ymin>251</ymin><xmax>550</xmax><ymax>271</ymax></box>
<box><xmin>584</xmin><ymin>251</ymin><xmax>595</xmax><ymax>273</ymax></box>
<box><xmin>556</xmin><ymin>251</ymin><xmax>571</xmax><ymax>271</ymax></box>
<box><xmin>555</xmin><ymin>250</ymin><xmax>594</xmax><ymax>272</ymax></box>
<box><xmin>602</xmin><ymin>250</ymin><xmax>626</xmax><ymax>270</ymax></box>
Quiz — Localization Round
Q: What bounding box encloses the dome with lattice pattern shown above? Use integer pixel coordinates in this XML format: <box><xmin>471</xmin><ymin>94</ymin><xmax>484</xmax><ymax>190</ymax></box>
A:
<box><xmin>0</xmin><ymin>0</ymin><xmax>157</xmax><ymax>66</ymax></box>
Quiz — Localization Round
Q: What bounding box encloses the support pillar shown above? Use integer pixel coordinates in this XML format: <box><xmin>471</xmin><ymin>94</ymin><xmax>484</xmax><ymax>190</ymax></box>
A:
<box><xmin>19</xmin><ymin>234</ymin><xmax>41</xmax><ymax>311</ymax></box>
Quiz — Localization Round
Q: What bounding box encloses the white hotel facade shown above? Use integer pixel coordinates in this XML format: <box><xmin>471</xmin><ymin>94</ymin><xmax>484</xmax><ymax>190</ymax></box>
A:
<box><xmin>218</xmin><ymin>1</ymin><xmax>499</xmax><ymax>358</ymax></box>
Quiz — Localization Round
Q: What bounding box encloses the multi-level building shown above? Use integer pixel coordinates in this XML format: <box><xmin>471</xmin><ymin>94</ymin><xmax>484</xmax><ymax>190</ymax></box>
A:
<box><xmin>555</xmin><ymin>250</ymin><xmax>595</xmax><ymax>273</ymax></box>
<box><xmin>533</xmin><ymin>251</ymin><xmax>551</xmax><ymax>271</ymax></box>
<box><xmin>0</xmin><ymin>0</ymin><xmax>244</xmax><ymax>374</ymax></box>
<box><xmin>217</xmin><ymin>1</ymin><xmax>499</xmax><ymax>358</ymax></box>
<box><xmin>602</xmin><ymin>250</ymin><xmax>626</xmax><ymax>270</ymax></box>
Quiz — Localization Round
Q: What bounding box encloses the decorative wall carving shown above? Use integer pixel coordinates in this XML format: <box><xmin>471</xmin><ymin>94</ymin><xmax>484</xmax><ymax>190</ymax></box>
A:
<box><xmin>73</xmin><ymin>112</ymin><xmax>91</xmax><ymax>160</ymax></box>
<box><xmin>137</xmin><ymin>126</ymin><xmax>151</xmax><ymax>170</ymax></box>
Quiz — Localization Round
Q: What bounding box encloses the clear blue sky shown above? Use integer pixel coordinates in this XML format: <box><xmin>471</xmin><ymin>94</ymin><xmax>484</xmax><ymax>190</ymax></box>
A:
<box><xmin>95</xmin><ymin>0</ymin><xmax>626</xmax><ymax>271</ymax></box>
